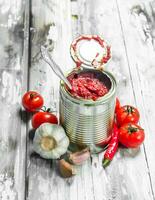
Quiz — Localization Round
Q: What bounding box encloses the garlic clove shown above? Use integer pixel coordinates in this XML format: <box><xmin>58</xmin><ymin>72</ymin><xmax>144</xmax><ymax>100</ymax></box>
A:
<box><xmin>49</xmin><ymin>149</ymin><xmax>61</xmax><ymax>159</ymax></box>
<box><xmin>58</xmin><ymin>159</ymin><xmax>77</xmax><ymax>178</ymax></box>
<box><xmin>59</xmin><ymin>136</ymin><xmax>70</xmax><ymax>148</ymax></box>
<box><xmin>52</xmin><ymin>137</ymin><xmax>70</xmax><ymax>159</ymax></box>
<box><xmin>51</xmin><ymin>126</ymin><xmax>67</xmax><ymax>142</ymax></box>
<box><xmin>69</xmin><ymin>148</ymin><xmax>90</xmax><ymax>165</ymax></box>
<box><xmin>54</xmin><ymin>147</ymin><xmax>68</xmax><ymax>158</ymax></box>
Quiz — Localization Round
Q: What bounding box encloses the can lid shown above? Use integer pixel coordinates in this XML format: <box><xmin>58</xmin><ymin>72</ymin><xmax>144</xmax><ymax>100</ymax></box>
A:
<box><xmin>70</xmin><ymin>35</ymin><xmax>111</xmax><ymax>69</ymax></box>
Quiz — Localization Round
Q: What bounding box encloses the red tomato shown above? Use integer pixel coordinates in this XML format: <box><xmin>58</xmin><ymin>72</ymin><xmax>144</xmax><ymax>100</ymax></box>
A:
<box><xmin>118</xmin><ymin>123</ymin><xmax>145</xmax><ymax>148</ymax></box>
<box><xmin>22</xmin><ymin>91</ymin><xmax>44</xmax><ymax>112</ymax></box>
<box><xmin>116</xmin><ymin>105</ymin><xmax>140</xmax><ymax>126</ymax></box>
<box><xmin>32</xmin><ymin>110</ymin><xmax>58</xmax><ymax>129</ymax></box>
<box><xmin>115</xmin><ymin>98</ymin><xmax>121</xmax><ymax>113</ymax></box>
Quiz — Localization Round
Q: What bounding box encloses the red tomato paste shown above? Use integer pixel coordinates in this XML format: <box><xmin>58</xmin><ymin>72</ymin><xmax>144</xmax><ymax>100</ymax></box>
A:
<box><xmin>67</xmin><ymin>72</ymin><xmax>109</xmax><ymax>101</ymax></box>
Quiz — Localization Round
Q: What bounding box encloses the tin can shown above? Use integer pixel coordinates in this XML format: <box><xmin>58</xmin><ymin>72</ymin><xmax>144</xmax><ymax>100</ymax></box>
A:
<box><xmin>59</xmin><ymin>35</ymin><xmax>117</xmax><ymax>153</ymax></box>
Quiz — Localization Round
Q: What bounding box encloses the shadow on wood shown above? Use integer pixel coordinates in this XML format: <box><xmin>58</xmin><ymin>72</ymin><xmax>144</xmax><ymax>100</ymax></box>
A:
<box><xmin>30</xmin><ymin>152</ymin><xmax>53</xmax><ymax>165</ymax></box>
<box><xmin>18</xmin><ymin>108</ymin><xmax>32</xmax><ymax>123</ymax></box>
<box><xmin>29</xmin><ymin>129</ymin><xmax>35</xmax><ymax>140</ymax></box>
<box><xmin>119</xmin><ymin>145</ymin><xmax>140</xmax><ymax>158</ymax></box>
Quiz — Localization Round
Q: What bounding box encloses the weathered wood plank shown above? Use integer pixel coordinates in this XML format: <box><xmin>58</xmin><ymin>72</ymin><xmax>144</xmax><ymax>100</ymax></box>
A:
<box><xmin>0</xmin><ymin>1</ymin><xmax>25</xmax><ymax>70</ymax></box>
<box><xmin>116</xmin><ymin>0</ymin><xmax>155</xmax><ymax>198</ymax></box>
<box><xmin>72</xmin><ymin>0</ymin><xmax>154</xmax><ymax>199</ymax></box>
<box><xmin>27</xmin><ymin>1</ymin><xmax>76</xmax><ymax>200</ymax></box>
<box><xmin>0</xmin><ymin>70</ymin><xmax>24</xmax><ymax>200</ymax></box>
<box><xmin>0</xmin><ymin>0</ymin><xmax>30</xmax><ymax>199</ymax></box>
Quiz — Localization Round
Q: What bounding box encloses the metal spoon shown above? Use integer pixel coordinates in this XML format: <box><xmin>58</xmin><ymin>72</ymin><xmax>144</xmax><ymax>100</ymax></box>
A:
<box><xmin>41</xmin><ymin>46</ymin><xmax>72</xmax><ymax>90</ymax></box>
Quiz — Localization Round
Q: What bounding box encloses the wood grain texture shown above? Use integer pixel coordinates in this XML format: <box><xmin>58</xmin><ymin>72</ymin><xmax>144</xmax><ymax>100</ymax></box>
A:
<box><xmin>73</xmin><ymin>0</ymin><xmax>154</xmax><ymax>199</ymax></box>
<box><xmin>25</xmin><ymin>0</ymin><xmax>155</xmax><ymax>199</ymax></box>
<box><xmin>0</xmin><ymin>0</ymin><xmax>29</xmax><ymax>199</ymax></box>
<box><xmin>0</xmin><ymin>0</ymin><xmax>153</xmax><ymax>199</ymax></box>
<box><xmin>27</xmin><ymin>0</ymin><xmax>74</xmax><ymax>199</ymax></box>
<box><xmin>0</xmin><ymin>0</ymin><xmax>25</xmax><ymax>70</ymax></box>
<box><xmin>116</xmin><ymin>0</ymin><xmax>155</xmax><ymax>198</ymax></box>
<box><xmin>26</xmin><ymin>0</ymin><xmax>155</xmax><ymax>200</ymax></box>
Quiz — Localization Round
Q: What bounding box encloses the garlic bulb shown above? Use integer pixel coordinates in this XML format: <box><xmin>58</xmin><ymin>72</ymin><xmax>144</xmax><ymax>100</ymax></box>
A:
<box><xmin>33</xmin><ymin>123</ymin><xmax>69</xmax><ymax>159</ymax></box>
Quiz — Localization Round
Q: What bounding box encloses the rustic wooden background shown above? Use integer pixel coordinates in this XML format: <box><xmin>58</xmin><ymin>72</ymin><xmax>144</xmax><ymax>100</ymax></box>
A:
<box><xmin>0</xmin><ymin>0</ymin><xmax>155</xmax><ymax>199</ymax></box>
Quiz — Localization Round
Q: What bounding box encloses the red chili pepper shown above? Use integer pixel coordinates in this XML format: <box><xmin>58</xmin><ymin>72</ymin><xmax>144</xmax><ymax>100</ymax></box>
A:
<box><xmin>102</xmin><ymin>122</ymin><xmax>119</xmax><ymax>168</ymax></box>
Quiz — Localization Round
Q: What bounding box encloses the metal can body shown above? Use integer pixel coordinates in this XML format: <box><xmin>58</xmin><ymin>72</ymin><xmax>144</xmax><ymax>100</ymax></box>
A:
<box><xmin>60</xmin><ymin>69</ymin><xmax>117</xmax><ymax>153</ymax></box>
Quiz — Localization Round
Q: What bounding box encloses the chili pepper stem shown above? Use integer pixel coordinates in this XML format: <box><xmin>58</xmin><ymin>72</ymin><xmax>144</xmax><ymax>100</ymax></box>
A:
<box><xmin>102</xmin><ymin>158</ymin><xmax>111</xmax><ymax>168</ymax></box>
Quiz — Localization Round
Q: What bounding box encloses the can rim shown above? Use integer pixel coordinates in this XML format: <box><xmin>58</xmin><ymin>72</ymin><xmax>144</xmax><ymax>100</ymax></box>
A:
<box><xmin>60</xmin><ymin>69</ymin><xmax>117</xmax><ymax>106</ymax></box>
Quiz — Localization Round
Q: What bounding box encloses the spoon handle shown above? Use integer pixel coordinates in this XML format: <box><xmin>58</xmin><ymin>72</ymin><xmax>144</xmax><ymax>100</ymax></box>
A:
<box><xmin>41</xmin><ymin>46</ymin><xmax>72</xmax><ymax>90</ymax></box>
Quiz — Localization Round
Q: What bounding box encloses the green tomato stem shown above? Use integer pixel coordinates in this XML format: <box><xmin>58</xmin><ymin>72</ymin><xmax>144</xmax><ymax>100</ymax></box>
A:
<box><xmin>47</xmin><ymin>108</ymin><xmax>51</xmax><ymax>112</ymax></box>
<box><xmin>102</xmin><ymin>158</ymin><xmax>111</xmax><ymax>168</ymax></box>
<box><xmin>30</xmin><ymin>93</ymin><xmax>35</xmax><ymax>99</ymax></box>
<box><xmin>127</xmin><ymin>124</ymin><xmax>144</xmax><ymax>134</ymax></box>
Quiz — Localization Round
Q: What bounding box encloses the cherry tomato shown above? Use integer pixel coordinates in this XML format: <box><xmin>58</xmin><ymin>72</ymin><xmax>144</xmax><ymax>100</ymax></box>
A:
<box><xmin>116</xmin><ymin>105</ymin><xmax>140</xmax><ymax>126</ymax></box>
<box><xmin>32</xmin><ymin>109</ymin><xmax>58</xmax><ymax>129</ymax></box>
<box><xmin>118</xmin><ymin>123</ymin><xmax>145</xmax><ymax>148</ymax></box>
<box><xmin>22</xmin><ymin>91</ymin><xmax>44</xmax><ymax>112</ymax></box>
<box><xmin>115</xmin><ymin>98</ymin><xmax>121</xmax><ymax>113</ymax></box>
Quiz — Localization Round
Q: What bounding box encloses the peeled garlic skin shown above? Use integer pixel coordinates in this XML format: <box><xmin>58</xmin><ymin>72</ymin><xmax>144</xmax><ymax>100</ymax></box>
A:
<box><xmin>33</xmin><ymin>123</ymin><xmax>69</xmax><ymax>159</ymax></box>
<box><xmin>69</xmin><ymin>148</ymin><xmax>90</xmax><ymax>165</ymax></box>
<box><xmin>58</xmin><ymin>159</ymin><xmax>76</xmax><ymax>178</ymax></box>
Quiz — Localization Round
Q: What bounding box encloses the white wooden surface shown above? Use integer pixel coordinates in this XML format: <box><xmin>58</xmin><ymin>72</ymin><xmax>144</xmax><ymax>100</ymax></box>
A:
<box><xmin>0</xmin><ymin>0</ymin><xmax>29</xmax><ymax>199</ymax></box>
<box><xmin>0</xmin><ymin>0</ymin><xmax>155</xmax><ymax>199</ymax></box>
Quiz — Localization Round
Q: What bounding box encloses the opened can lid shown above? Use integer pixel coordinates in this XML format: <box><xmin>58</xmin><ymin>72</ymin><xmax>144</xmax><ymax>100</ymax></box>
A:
<box><xmin>70</xmin><ymin>35</ymin><xmax>111</xmax><ymax>69</ymax></box>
